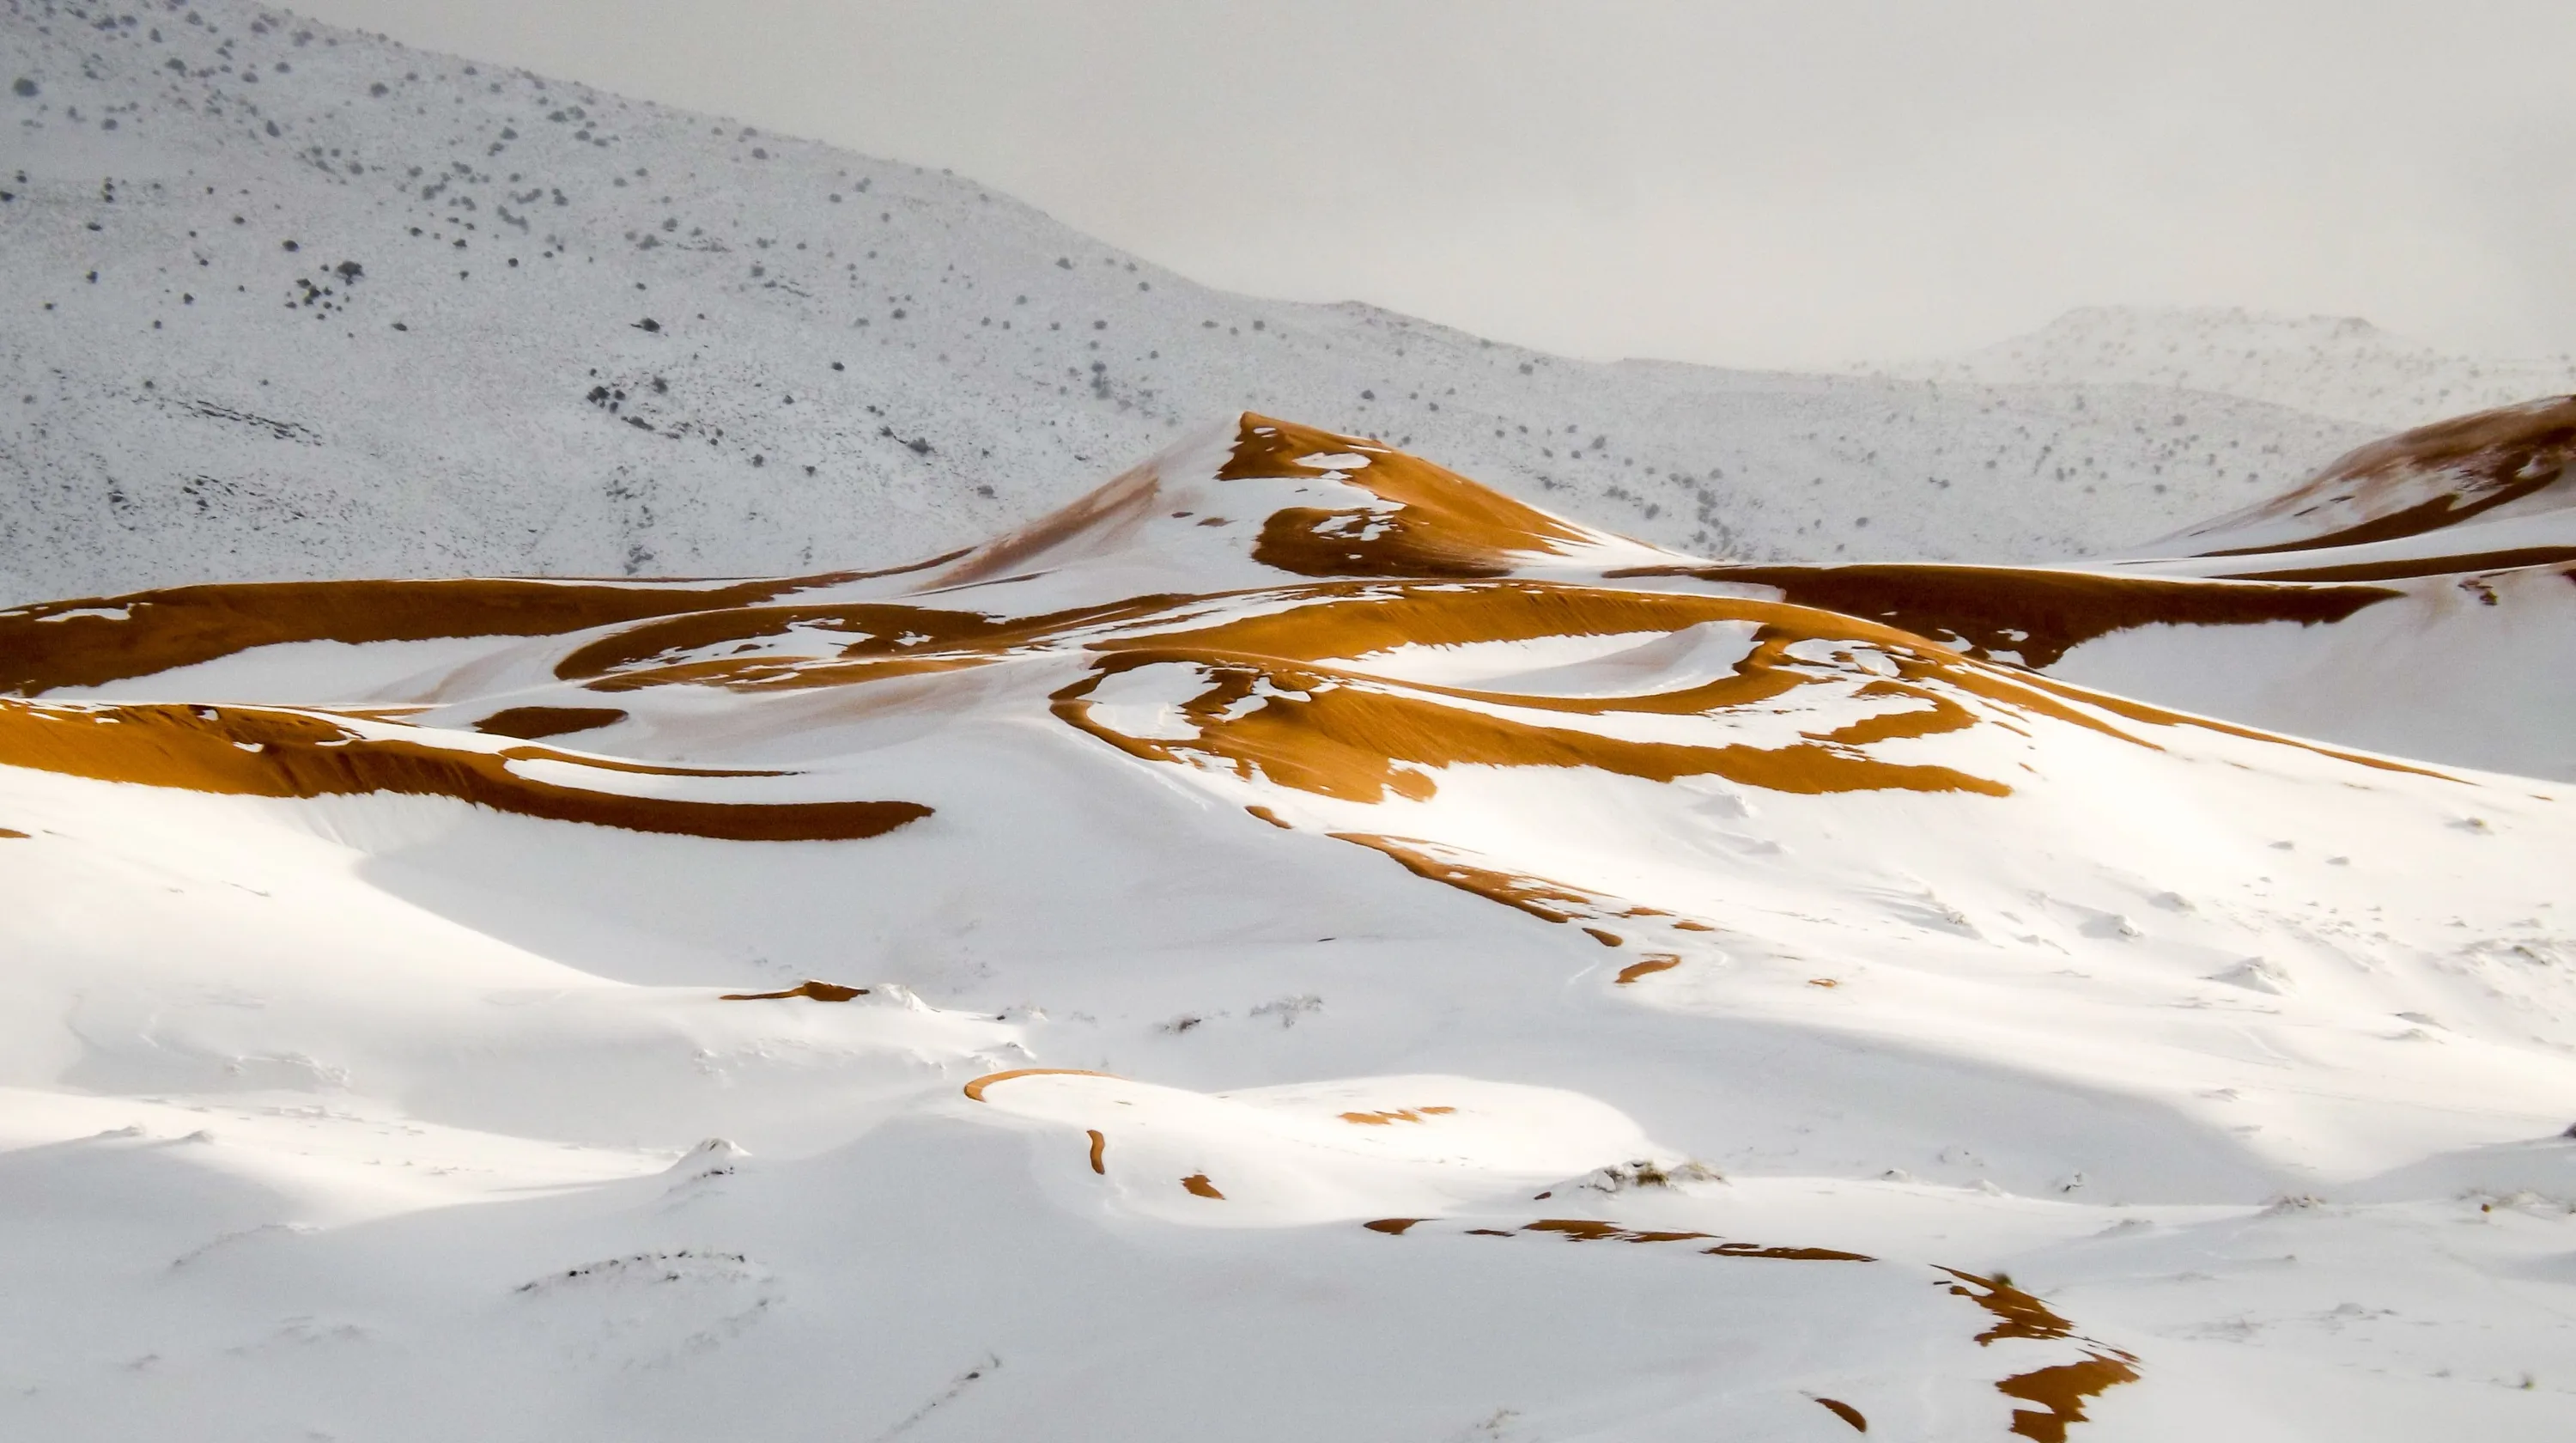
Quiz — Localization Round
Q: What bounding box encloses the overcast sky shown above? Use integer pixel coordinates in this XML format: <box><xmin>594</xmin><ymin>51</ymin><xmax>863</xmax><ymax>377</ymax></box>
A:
<box><xmin>289</xmin><ymin>0</ymin><xmax>2576</xmax><ymax>369</ymax></box>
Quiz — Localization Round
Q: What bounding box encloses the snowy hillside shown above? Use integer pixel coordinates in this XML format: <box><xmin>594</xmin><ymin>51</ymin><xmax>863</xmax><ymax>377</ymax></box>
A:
<box><xmin>1</xmin><ymin>0</ymin><xmax>2380</xmax><ymax>605</ymax></box>
<box><xmin>4</xmin><ymin>414</ymin><xmax>2574</xmax><ymax>1440</ymax></box>
<box><xmin>1884</xmin><ymin>306</ymin><xmax>2576</xmax><ymax>431</ymax></box>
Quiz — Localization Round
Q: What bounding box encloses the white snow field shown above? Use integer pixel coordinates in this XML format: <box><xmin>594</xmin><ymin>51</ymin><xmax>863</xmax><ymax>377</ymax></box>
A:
<box><xmin>4</xmin><ymin>413</ymin><xmax>2574</xmax><ymax>1441</ymax></box>
<box><xmin>0</xmin><ymin>0</ymin><xmax>2399</xmax><ymax>607</ymax></box>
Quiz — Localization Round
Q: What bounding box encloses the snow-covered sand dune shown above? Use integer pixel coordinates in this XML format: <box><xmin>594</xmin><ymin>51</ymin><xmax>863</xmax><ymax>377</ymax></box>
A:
<box><xmin>4</xmin><ymin>414</ymin><xmax>2573</xmax><ymax>1440</ymax></box>
<box><xmin>1667</xmin><ymin>396</ymin><xmax>2576</xmax><ymax>778</ymax></box>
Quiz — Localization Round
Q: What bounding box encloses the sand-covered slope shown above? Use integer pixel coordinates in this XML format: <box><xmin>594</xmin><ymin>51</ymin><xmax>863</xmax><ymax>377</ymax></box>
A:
<box><xmin>0</xmin><ymin>0</ymin><xmax>2384</xmax><ymax>603</ymax></box>
<box><xmin>5</xmin><ymin>416</ymin><xmax>2573</xmax><ymax>1440</ymax></box>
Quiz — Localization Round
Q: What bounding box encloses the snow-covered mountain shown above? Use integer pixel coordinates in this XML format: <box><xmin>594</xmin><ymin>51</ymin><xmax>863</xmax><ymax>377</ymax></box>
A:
<box><xmin>5</xmin><ymin>413</ymin><xmax>2574</xmax><ymax>1440</ymax></box>
<box><xmin>1883</xmin><ymin>306</ymin><xmax>2576</xmax><ymax>431</ymax></box>
<box><xmin>1</xmin><ymin>0</ymin><xmax>2382</xmax><ymax>606</ymax></box>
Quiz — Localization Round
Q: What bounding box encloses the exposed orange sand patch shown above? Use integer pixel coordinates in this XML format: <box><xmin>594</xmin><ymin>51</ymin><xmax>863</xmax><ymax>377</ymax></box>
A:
<box><xmin>1245</xmin><ymin>804</ymin><xmax>1292</xmax><ymax>830</ymax></box>
<box><xmin>1615</xmin><ymin>956</ymin><xmax>1682</xmax><ymax>984</ymax></box>
<box><xmin>1814</xmin><ymin>1397</ymin><xmax>1868</xmax><ymax>1432</ymax></box>
<box><xmin>1582</xmin><ymin>928</ymin><xmax>1624</xmax><ymax>948</ymax></box>
<box><xmin>1996</xmin><ymin>1355</ymin><xmax>2141</xmax><ymax>1443</ymax></box>
<box><xmin>1526</xmin><ymin>1220</ymin><xmax>1713</xmax><ymax>1244</ymax></box>
<box><xmin>1181</xmin><ymin>1172</ymin><xmax>1225</xmax><ymax>1199</ymax></box>
<box><xmin>959</xmin><ymin>1068</ymin><xmax>1117</xmax><ymax>1102</ymax></box>
<box><xmin>0</xmin><ymin>699</ymin><xmax>932</xmax><ymax>842</ymax></box>
<box><xmin>0</xmin><ymin>560</ymin><xmax>961</xmax><ymax>696</ymax></box>
<box><xmin>1224</xmin><ymin>416</ymin><xmax>1599</xmax><ymax>578</ymax></box>
<box><xmin>1937</xmin><ymin>1268</ymin><xmax>2142</xmax><ymax>1440</ymax></box>
<box><xmin>0</xmin><ymin>827</ymin><xmax>27</xmax><ymax>839</ymax></box>
<box><xmin>1610</xmin><ymin>563</ymin><xmax>2396</xmax><ymax>668</ymax></box>
<box><xmin>1362</xmin><ymin>1218</ymin><xmax>1425</xmax><ymax>1235</ymax></box>
<box><xmin>1704</xmin><ymin>1243</ymin><xmax>1875</xmax><ymax>1262</ymax></box>
<box><xmin>474</xmin><ymin>706</ymin><xmax>629</xmax><ymax>740</ymax></box>
<box><xmin>1937</xmin><ymin>1268</ymin><xmax>2081</xmax><ymax>1344</ymax></box>
<box><xmin>1506</xmin><ymin>1220</ymin><xmax>1605</xmax><ymax>1240</ymax></box>
<box><xmin>1085</xmin><ymin>1129</ymin><xmax>1107</xmax><ymax>1175</ymax></box>
<box><xmin>1057</xmin><ymin>582</ymin><xmax>2050</xmax><ymax>801</ymax></box>
<box><xmin>1338</xmin><ymin>1106</ymin><xmax>1455</xmax><ymax>1126</ymax></box>
<box><xmin>719</xmin><ymin>980</ymin><xmax>868</xmax><ymax>1002</ymax></box>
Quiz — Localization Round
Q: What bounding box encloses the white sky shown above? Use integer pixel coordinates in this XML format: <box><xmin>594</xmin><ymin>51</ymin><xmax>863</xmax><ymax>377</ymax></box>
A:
<box><xmin>287</xmin><ymin>0</ymin><xmax>2576</xmax><ymax>369</ymax></box>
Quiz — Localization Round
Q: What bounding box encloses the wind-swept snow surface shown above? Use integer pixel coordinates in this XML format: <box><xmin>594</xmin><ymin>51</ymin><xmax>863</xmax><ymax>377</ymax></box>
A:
<box><xmin>5</xmin><ymin>416</ymin><xmax>2574</xmax><ymax>1440</ymax></box>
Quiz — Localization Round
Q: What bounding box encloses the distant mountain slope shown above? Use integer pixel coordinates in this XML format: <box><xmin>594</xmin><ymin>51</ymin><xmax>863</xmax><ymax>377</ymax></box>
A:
<box><xmin>1884</xmin><ymin>306</ymin><xmax>2576</xmax><ymax>430</ymax></box>
<box><xmin>1</xmin><ymin>0</ymin><xmax>2374</xmax><ymax>604</ymax></box>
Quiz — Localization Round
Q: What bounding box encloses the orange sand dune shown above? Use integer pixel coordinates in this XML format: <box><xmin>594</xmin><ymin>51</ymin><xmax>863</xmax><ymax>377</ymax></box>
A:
<box><xmin>0</xmin><ymin>699</ymin><xmax>930</xmax><ymax>842</ymax></box>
